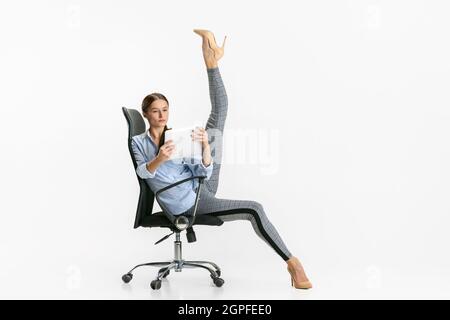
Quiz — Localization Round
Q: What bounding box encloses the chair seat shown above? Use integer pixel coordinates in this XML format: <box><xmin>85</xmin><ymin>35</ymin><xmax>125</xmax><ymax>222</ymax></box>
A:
<box><xmin>139</xmin><ymin>211</ymin><xmax>224</xmax><ymax>228</ymax></box>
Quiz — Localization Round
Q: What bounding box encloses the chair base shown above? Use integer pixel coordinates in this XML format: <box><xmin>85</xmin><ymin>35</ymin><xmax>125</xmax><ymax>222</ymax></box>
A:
<box><xmin>122</xmin><ymin>232</ymin><xmax>224</xmax><ymax>290</ymax></box>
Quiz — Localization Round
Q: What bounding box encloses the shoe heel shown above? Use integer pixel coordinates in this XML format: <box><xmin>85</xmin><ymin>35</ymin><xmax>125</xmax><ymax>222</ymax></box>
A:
<box><xmin>221</xmin><ymin>36</ymin><xmax>227</xmax><ymax>49</ymax></box>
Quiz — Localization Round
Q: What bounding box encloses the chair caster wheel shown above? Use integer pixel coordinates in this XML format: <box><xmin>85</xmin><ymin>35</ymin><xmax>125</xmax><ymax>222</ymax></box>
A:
<box><xmin>151</xmin><ymin>279</ymin><xmax>162</xmax><ymax>290</ymax></box>
<box><xmin>213</xmin><ymin>277</ymin><xmax>224</xmax><ymax>287</ymax></box>
<box><xmin>122</xmin><ymin>273</ymin><xmax>133</xmax><ymax>284</ymax></box>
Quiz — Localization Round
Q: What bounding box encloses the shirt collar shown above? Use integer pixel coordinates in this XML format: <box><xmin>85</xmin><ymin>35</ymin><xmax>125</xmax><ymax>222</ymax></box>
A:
<box><xmin>146</xmin><ymin>129</ymin><xmax>158</xmax><ymax>147</ymax></box>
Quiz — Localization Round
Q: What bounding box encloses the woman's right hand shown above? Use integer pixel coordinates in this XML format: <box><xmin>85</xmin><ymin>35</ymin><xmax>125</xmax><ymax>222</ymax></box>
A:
<box><xmin>156</xmin><ymin>139</ymin><xmax>176</xmax><ymax>162</ymax></box>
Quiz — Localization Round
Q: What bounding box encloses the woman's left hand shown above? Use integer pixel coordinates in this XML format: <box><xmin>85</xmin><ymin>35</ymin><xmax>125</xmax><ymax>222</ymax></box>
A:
<box><xmin>191</xmin><ymin>127</ymin><xmax>209</xmax><ymax>148</ymax></box>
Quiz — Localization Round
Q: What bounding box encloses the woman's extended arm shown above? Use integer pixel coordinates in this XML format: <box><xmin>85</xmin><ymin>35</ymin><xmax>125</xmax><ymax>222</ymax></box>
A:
<box><xmin>192</xmin><ymin>127</ymin><xmax>211</xmax><ymax>167</ymax></box>
<box><xmin>202</xmin><ymin>143</ymin><xmax>212</xmax><ymax>167</ymax></box>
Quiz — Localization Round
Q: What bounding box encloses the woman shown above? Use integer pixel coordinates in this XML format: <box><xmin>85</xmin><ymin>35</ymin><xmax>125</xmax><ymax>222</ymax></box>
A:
<box><xmin>131</xmin><ymin>29</ymin><xmax>312</xmax><ymax>289</ymax></box>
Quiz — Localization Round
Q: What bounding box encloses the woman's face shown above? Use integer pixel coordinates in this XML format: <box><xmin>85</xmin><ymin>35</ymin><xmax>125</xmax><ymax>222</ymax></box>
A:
<box><xmin>144</xmin><ymin>99</ymin><xmax>169</xmax><ymax>128</ymax></box>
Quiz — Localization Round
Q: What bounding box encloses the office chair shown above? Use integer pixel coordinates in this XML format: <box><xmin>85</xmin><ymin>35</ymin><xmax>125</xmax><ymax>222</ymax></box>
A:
<box><xmin>122</xmin><ymin>107</ymin><xmax>225</xmax><ymax>290</ymax></box>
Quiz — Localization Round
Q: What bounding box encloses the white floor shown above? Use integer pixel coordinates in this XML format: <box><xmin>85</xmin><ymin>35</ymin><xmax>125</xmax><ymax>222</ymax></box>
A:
<box><xmin>2</xmin><ymin>210</ymin><xmax>449</xmax><ymax>300</ymax></box>
<box><xmin>2</xmin><ymin>254</ymin><xmax>450</xmax><ymax>300</ymax></box>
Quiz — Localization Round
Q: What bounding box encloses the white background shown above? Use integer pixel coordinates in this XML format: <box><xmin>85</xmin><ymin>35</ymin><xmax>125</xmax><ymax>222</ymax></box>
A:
<box><xmin>1</xmin><ymin>0</ymin><xmax>449</xmax><ymax>299</ymax></box>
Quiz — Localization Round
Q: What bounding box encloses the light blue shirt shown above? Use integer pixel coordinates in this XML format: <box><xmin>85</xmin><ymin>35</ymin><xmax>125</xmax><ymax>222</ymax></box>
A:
<box><xmin>131</xmin><ymin>130</ymin><xmax>213</xmax><ymax>215</ymax></box>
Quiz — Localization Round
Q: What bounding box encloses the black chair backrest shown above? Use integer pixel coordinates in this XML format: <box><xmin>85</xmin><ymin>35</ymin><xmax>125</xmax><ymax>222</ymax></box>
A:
<box><xmin>122</xmin><ymin>107</ymin><xmax>155</xmax><ymax>228</ymax></box>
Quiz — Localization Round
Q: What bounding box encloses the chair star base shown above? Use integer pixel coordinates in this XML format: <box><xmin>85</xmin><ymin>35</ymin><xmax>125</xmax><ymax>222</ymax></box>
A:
<box><xmin>121</xmin><ymin>232</ymin><xmax>224</xmax><ymax>290</ymax></box>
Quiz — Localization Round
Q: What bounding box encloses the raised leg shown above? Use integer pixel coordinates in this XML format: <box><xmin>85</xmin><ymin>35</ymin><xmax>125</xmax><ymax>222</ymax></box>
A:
<box><xmin>194</xmin><ymin>30</ymin><xmax>228</xmax><ymax>197</ymax></box>
<box><xmin>204</xmin><ymin>67</ymin><xmax>228</xmax><ymax>196</ymax></box>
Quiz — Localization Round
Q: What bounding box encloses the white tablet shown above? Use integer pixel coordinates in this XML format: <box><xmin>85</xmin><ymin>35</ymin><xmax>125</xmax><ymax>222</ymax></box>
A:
<box><xmin>164</xmin><ymin>125</ymin><xmax>203</xmax><ymax>160</ymax></box>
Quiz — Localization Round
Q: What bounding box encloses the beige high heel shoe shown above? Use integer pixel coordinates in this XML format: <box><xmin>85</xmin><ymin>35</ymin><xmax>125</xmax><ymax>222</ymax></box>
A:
<box><xmin>193</xmin><ymin>29</ymin><xmax>227</xmax><ymax>61</ymax></box>
<box><xmin>287</xmin><ymin>263</ymin><xmax>313</xmax><ymax>289</ymax></box>
<box><xmin>290</xmin><ymin>276</ymin><xmax>313</xmax><ymax>289</ymax></box>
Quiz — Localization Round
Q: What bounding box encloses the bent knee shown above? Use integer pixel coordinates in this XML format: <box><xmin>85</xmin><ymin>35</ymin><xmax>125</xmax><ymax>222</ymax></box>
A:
<box><xmin>247</xmin><ymin>201</ymin><xmax>265</xmax><ymax>217</ymax></box>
